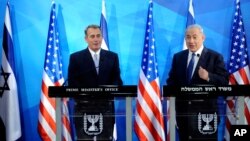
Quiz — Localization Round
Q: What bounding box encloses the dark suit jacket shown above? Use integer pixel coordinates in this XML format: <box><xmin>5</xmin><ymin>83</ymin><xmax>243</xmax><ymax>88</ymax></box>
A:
<box><xmin>167</xmin><ymin>47</ymin><xmax>228</xmax><ymax>86</ymax></box>
<box><xmin>166</xmin><ymin>47</ymin><xmax>229</xmax><ymax>140</ymax></box>
<box><xmin>68</xmin><ymin>48</ymin><xmax>123</xmax><ymax>140</ymax></box>
<box><xmin>68</xmin><ymin>48</ymin><xmax>123</xmax><ymax>87</ymax></box>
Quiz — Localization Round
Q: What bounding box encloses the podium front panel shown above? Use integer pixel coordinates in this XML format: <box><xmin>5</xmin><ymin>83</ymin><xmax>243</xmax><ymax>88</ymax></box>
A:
<box><xmin>175</xmin><ymin>97</ymin><xmax>220</xmax><ymax>140</ymax></box>
<box><xmin>73</xmin><ymin>98</ymin><xmax>115</xmax><ymax>141</ymax></box>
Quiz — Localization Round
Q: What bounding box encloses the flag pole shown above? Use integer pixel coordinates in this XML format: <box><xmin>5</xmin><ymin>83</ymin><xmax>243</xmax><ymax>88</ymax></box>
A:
<box><xmin>169</xmin><ymin>97</ymin><xmax>175</xmax><ymax>141</ymax></box>
<box><xmin>236</xmin><ymin>97</ymin><xmax>244</xmax><ymax>124</ymax></box>
<box><xmin>56</xmin><ymin>98</ymin><xmax>62</xmax><ymax>141</ymax></box>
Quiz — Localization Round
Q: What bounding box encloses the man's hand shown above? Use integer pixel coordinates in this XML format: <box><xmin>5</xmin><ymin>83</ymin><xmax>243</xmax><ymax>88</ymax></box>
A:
<box><xmin>198</xmin><ymin>66</ymin><xmax>209</xmax><ymax>81</ymax></box>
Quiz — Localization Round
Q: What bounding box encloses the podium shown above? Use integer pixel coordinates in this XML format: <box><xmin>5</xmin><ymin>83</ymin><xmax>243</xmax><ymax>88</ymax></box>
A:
<box><xmin>163</xmin><ymin>85</ymin><xmax>250</xmax><ymax>141</ymax></box>
<box><xmin>49</xmin><ymin>85</ymin><xmax>137</xmax><ymax>141</ymax></box>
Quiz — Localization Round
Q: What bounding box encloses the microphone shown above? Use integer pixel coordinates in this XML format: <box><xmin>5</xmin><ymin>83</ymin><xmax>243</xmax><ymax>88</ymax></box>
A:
<box><xmin>197</xmin><ymin>54</ymin><xmax>200</xmax><ymax>57</ymax></box>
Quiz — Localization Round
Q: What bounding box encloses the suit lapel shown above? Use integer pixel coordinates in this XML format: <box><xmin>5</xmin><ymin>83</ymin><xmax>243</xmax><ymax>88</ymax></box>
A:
<box><xmin>181</xmin><ymin>50</ymin><xmax>189</xmax><ymax>83</ymax></box>
<box><xmin>99</xmin><ymin>49</ymin><xmax>106</xmax><ymax>75</ymax></box>
<box><xmin>192</xmin><ymin>47</ymin><xmax>208</xmax><ymax>80</ymax></box>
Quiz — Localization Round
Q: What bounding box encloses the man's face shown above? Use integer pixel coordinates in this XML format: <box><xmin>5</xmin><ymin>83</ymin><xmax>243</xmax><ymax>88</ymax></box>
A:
<box><xmin>185</xmin><ymin>27</ymin><xmax>205</xmax><ymax>52</ymax></box>
<box><xmin>85</xmin><ymin>28</ymin><xmax>102</xmax><ymax>52</ymax></box>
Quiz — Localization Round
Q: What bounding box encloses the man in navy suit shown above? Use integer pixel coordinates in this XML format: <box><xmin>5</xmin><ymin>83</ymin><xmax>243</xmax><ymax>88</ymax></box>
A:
<box><xmin>68</xmin><ymin>24</ymin><xmax>123</xmax><ymax>140</ymax></box>
<box><xmin>167</xmin><ymin>24</ymin><xmax>228</xmax><ymax>140</ymax></box>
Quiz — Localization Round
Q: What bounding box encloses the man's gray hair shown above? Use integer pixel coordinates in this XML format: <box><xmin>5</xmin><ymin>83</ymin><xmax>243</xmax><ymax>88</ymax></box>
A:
<box><xmin>185</xmin><ymin>24</ymin><xmax>204</xmax><ymax>34</ymax></box>
<box><xmin>84</xmin><ymin>24</ymin><xmax>101</xmax><ymax>36</ymax></box>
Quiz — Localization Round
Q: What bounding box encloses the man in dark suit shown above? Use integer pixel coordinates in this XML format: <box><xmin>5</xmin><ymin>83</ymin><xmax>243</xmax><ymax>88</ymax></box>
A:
<box><xmin>68</xmin><ymin>24</ymin><xmax>123</xmax><ymax>140</ymax></box>
<box><xmin>167</xmin><ymin>24</ymin><xmax>228</xmax><ymax>140</ymax></box>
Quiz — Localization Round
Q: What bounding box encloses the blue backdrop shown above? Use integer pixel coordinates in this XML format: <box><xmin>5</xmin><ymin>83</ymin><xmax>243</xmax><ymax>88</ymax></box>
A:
<box><xmin>0</xmin><ymin>0</ymin><xmax>250</xmax><ymax>140</ymax></box>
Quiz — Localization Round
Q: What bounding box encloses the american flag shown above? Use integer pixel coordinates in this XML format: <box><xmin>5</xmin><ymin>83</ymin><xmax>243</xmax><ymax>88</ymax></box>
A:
<box><xmin>225</xmin><ymin>0</ymin><xmax>250</xmax><ymax>140</ymax></box>
<box><xmin>134</xmin><ymin>1</ymin><xmax>165</xmax><ymax>141</ymax></box>
<box><xmin>38</xmin><ymin>2</ymin><xmax>72</xmax><ymax>141</ymax></box>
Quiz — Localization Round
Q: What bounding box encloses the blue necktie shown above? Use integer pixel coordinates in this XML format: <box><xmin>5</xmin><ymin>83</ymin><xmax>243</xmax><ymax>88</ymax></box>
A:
<box><xmin>187</xmin><ymin>53</ymin><xmax>195</xmax><ymax>83</ymax></box>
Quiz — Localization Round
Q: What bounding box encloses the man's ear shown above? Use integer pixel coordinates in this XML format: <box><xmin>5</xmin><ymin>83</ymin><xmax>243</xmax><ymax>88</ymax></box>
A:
<box><xmin>202</xmin><ymin>34</ymin><xmax>206</xmax><ymax>41</ymax></box>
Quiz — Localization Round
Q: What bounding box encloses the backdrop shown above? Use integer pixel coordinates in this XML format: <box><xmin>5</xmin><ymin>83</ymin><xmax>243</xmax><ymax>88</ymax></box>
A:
<box><xmin>0</xmin><ymin>0</ymin><xmax>250</xmax><ymax>140</ymax></box>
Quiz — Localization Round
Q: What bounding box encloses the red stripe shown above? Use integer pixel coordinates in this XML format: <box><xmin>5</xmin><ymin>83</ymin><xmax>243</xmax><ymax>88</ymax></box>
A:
<box><xmin>138</xmin><ymin>79</ymin><xmax>164</xmax><ymax>128</ymax></box>
<box><xmin>229</xmin><ymin>74</ymin><xmax>237</xmax><ymax>84</ymax></box>
<box><xmin>150</xmin><ymin>80</ymin><xmax>160</xmax><ymax>97</ymax></box>
<box><xmin>244</xmin><ymin>99</ymin><xmax>250</xmax><ymax>124</ymax></box>
<box><xmin>41</xmin><ymin>81</ymin><xmax>56</xmax><ymax>109</ymax></box>
<box><xmin>39</xmin><ymin>100</ymin><xmax>56</xmax><ymax>134</ymax></box>
<box><xmin>62</xmin><ymin>113</ymin><xmax>71</xmax><ymax>136</ymax></box>
<box><xmin>134</xmin><ymin>120</ymin><xmax>148</xmax><ymax>140</ymax></box>
<box><xmin>238</xmin><ymin>68</ymin><xmax>250</xmax><ymax>84</ymax></box>
<box><xmin>225</xmin><ymin>116</ymin><xmax>231</xmax><ymax>135</ymax></box>
<box><xmin>135</xmin><ymin>100</ymin><xmax>162</xmax><ymax>141</ymax></box>
<box><xmin>62</xmin><ymin>99</ymin><xmax>72</xmax><ymax>140</ymax></box>
<box><xmin>227</xmin><ymin>100</ymin><xmax>235</xmax><ymax>111</ymax></box>
<box><xmin>38</xmin><ymin>122</ymin><xmax>52</xmax><ymax>141</ymax></box>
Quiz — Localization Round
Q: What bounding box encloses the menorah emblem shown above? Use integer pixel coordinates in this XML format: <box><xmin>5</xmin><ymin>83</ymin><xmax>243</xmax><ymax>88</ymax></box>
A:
<box><xmin>88</xmin><ymin>115</ymin><xmax>99</xmax><ymax>131</ymax></box>
<box><xmin>202</xmin><ymin>114</ymin><xmax>213</xmax><ymax>131</ymax></box>
<box><xmin>83</xmin><ymin>113</ymin><xmax>103</xmax><ymax>136</ymax></box>
<box><xmin>198</xmin><ymin>112</ymin><xmax>217</xmax><ymax>134</ymax></box>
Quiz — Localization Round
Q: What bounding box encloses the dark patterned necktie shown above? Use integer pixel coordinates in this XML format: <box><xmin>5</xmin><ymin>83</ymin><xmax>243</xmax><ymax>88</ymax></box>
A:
<box><xmin>187</xmin><ymin>53</ymin><xmax>195</xmax><ymax>83</ymax></box>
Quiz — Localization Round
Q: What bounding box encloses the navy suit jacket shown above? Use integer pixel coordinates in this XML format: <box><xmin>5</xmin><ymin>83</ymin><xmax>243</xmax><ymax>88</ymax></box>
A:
<box><xmin>68</xmin><ymin>48</ymin><xmax>123</xmax><ymax>87</ymax></box>
<box><xmin>167</xmin><ymin>47</ymin><xmax>228</xmax><ymax>85</ymax></box>
<box><xmin>67</xmin><ymin>48</ymin><xmax>123</xmax><ymax>140</ymax></box>
<box><xmin>167</xmin><ymin>47</ymin><xmax>229</xmax><ymax>140</ymax></box>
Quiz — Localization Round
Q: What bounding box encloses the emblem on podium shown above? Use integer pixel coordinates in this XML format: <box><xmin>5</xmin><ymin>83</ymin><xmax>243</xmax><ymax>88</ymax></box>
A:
<box><xmin>83</xmin><ymin>113</ymin><xmax>103</xmax><ymax>136</ymax></box>
<box><xmin>198</xmin><ymin>112</ymin><xmax>217</xmax><ymax>134</ymax></box>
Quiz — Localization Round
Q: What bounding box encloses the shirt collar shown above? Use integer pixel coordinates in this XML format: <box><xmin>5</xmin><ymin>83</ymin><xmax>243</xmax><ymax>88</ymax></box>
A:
<box><xmin>189</xmin><ymin>45</ymin><xmax>204</xmax><ymax>57</ymax></box>
<box><xmin>88</xmin><ymin>48</ymin><xmax>101</xmax><ymax>56</ymax></box>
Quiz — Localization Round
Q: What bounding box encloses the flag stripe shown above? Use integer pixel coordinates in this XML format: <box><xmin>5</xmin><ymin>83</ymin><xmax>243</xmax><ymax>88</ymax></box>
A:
<box><xmin>39</xmin><ymin>101</ymin><xmax>56</xmax><ymax>134</ymax></box>
<box><xmin>38</xmin><ymin>116</ymin><xmax>55</xmax><ymax>141</ymax></box>
<box><xmin>61</xmin><ymin>99</ymin><xmax>72</xmax><ymax>141</ymax></box>
<box><xmin>134</xmin><ymin>121</ymin><xmax>149</xmax><ymax>140</ymax></box>
<box><xmin>138</xmin><ymin>76</ymin><xmax>164</xmax><ymax>128</ymax></box>
<box><xmin>135</xmin><ymin>99</ymin><xmax>161</xmax><ymax>140</ymax></box>
<box><xmin>244</xmin><ymin>97</ymin><xmax>250</xmax><ymax>123</ymax></box>
<box><xmin>229</xmin><ymin>74</ymin><xmax>237</xmax><ymax>84</ymax></box>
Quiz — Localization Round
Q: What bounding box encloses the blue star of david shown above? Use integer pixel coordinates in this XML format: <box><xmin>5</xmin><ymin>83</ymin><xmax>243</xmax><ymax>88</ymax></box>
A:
<box><xmin>0</xmin><ymin>67</ymin><xmax>10</xmax><ymax>97</ymax></box>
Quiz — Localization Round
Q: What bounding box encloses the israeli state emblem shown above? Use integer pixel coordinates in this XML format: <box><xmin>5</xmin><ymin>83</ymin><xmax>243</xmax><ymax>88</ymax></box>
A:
<box><xmin>198</xmin><ymin>112</ymin><xmax>217</xmax><ymax>134</ymax></box>
<box><xmin>83</xmin><ymin>113</ymin><xmax>103</xmax><ymax>136</ymax></box>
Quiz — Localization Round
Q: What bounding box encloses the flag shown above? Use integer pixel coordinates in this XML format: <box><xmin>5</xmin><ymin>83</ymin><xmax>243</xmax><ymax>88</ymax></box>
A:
<box><xmin>100</xmin><ymin>0</ymin><xmax>118</xmax><ymax>140</ymax></box>
<box><xmin>183</xmin><ymin>0</ymin><xmax>195</xmax><ymax>50</ymax></box>
<box><xmin>38</xmin><ymin>2</ymin><xmax>72</xmax><ymax>141</ymax></box>
<box><xmin>168</xmin><ymin>0</ymin><xmax>196</xmax><ymax>140</ymax></box>
<box><xmin>100</xmin><ymin>0</ymin><xmax>109</xmax><ymax>50</ymax></box>
<box><xmin>225</xmin><ymin>0</ymin><xmax>250</xmax><ymax>140</ymax></box>
<box><xmin>134</xmin><ymin>1</ymin><xmax>165</xmax><ymax>141</ymax></box>
<box><xmin>0</xmin><ymin>3</ymin><xmax>22</xmax><ymax>141</ymax></box>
